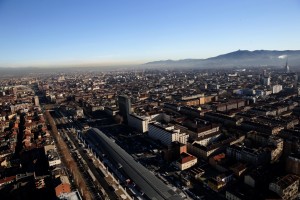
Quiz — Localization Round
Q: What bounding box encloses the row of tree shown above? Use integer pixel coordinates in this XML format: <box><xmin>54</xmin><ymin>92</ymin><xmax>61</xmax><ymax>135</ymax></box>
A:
<box><xmin>45</xmin><ymin>111</ymin><xmax>93</xmax><ymax>200</ymax></box>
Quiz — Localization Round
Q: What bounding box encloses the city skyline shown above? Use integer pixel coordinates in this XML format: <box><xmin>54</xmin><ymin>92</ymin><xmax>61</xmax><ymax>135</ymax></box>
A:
<box><xmin>1</xmin><ymin>0</ymin><xmax>300</xmax><ymax>67</ymax></box>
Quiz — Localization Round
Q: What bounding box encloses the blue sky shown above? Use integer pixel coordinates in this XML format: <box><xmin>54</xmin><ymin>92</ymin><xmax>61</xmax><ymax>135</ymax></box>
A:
<box><xmin>0</xmin><ymin>0</ymin><xmax>300</xmax><ymax>67</ymax></box>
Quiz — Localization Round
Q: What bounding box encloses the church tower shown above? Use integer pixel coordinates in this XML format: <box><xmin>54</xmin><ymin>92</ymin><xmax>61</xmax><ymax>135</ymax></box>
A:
<box><xmin>285</xmin><ymin>58</ymin><xmax>290</xmax><ymax>73</ymax></box>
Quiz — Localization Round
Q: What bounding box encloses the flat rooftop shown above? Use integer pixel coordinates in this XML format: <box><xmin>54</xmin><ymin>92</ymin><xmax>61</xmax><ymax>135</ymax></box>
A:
<box><xmin>86</xmin><ymin>128</ymin><xmax>183</xmax><ymax>200</ymax></box>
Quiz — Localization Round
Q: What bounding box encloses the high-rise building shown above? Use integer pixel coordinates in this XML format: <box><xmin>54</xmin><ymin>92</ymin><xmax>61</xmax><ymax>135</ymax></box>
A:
<box><xmin>33</xmin><ymin>96</ymin><xmax>39</xmax><ymax>106</ymax></box>
<box><xmin>272</xmin><ymin>84</ymin><xmax>283</xmax><ymax>94</ymax></box>
<box><xmin>263</xmin><ymin>69</ymin><xmax>267</xmax><ymax>76</ymax></box>
<box><xmin>263</xmin><ymin>76</ymin><xmax>270</xmax><ymax>86</ymax></box>
<box><xmin>118</xmin><ymin>95</ymin><xmax>131</xmax><ymax>124</ymax></box>
<box><xmin>294</xmin><ymin>73</ymin><xmax>298</xmax><ymax>88</ymax></box>
<box><xmin>285</xmin><ymin>59</ymin><xmax>290</xmax><ymax>73</ymax></box>
<box><xmin>11</xmin><ymin>87</ymin><xmax>17</xmax><ymax>96</ymax></box>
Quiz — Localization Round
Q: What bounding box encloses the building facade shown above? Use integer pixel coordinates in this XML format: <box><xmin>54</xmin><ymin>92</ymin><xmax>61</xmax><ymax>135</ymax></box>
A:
<box><xmin>148</xmin><ymin>122</ymin><xmax>188</xmax><ymax>146</ymax></box>
<box><xmin>118</xmin><ymin>95</ymin><xmax>131</xmax><ymax>124</ymax></box>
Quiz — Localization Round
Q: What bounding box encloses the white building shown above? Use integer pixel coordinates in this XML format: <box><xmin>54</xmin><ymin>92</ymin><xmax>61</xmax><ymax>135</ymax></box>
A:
<box><xmin>194</xmin><ymin>132</ymin><xmax>222</xmax><ymax>146</ymax></box>
<box><xmin>148</xmin><ymin>122</ymin><xmax>189</xmax><ymax>146</ymax></box>
<box><xmin>45</xmin><ymin>145</ymin><xmax>61</xmax><ymax>167</ymax></box>
<box><xmin>128</xmin><ymin>114</ymin><xmax>151</xmax><ymax>133</ymax></box>
<box><xmin>58</xmin><ymin>190</ymin><xmax>82</xmax><ymax>200</ymax></box>
<box><xmin>272</xmin><ymin>84</ymin><xmax>283</xmax><ymax>94</ymax></box>
<box><xmin>33</xmin><ymin>96</ymin><xmax>40</xmax><ymax>106</ymax></box>
<box><xmin>176</xmin><ymin>152</ymin><xmax>197</xmax><ymax>171</ymax></box>
<box><xmin>128</xmin><ymin>112</ymin><xmax>171</xmax><ymax>133</ymax></box>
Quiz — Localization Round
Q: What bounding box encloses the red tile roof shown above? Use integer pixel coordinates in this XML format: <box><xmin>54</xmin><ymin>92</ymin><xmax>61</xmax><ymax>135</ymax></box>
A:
<box><xmin>180</xmin><ymin>153</ymin><xmax>197</xmax><ymax>164</ymax></box>
<box><xmin>0</xmin><ymin>176</ymin><xmax>16</xmax><ymax>185</ymax></box>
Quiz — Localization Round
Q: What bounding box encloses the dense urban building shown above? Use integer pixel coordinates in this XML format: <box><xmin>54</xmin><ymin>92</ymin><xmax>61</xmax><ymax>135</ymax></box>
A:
<box><xmin>1</xmin><ymin>64</ymin><xmax>300</xmax><ymax>199</ymax></box>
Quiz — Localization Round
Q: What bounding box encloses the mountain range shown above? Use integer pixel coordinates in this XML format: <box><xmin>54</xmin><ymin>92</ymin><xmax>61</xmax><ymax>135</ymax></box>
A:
<box><xmin>145</xmin><ymin>50</ymin><xmax>300</xmax><ymax>68</ymax></box>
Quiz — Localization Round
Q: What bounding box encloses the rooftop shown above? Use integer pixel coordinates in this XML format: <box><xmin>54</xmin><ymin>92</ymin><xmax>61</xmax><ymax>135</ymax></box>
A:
<box><xmin>272</xmin><ymin>174</ymin><xmax>299</xmax><ymax>190</ymax></box>
<box><xmin>87</xmin><ymin>128</ymin><xmax>183</xmax><ymax>200</ymax></box>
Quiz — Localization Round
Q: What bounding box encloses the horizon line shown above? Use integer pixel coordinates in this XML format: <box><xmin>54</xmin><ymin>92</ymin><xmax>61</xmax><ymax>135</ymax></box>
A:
<box><xmin>1</xmin><ymin>49</ymin><xmax>300</xmax><ymax>68</ymax></box>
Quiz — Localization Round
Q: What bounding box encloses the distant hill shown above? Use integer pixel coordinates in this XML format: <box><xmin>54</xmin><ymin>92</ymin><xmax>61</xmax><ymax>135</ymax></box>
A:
<box><xmin>145</xmin><ymin>50</ymin><xmax>300</xmax><ymax>68</ymax></box>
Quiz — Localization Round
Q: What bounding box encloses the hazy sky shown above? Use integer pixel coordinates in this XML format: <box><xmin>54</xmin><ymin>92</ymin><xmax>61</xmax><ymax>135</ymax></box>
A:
<box><xmin>0</xmin><ymin>0</ymin><xmax>300</xmax><ymax>67</ymax></box>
